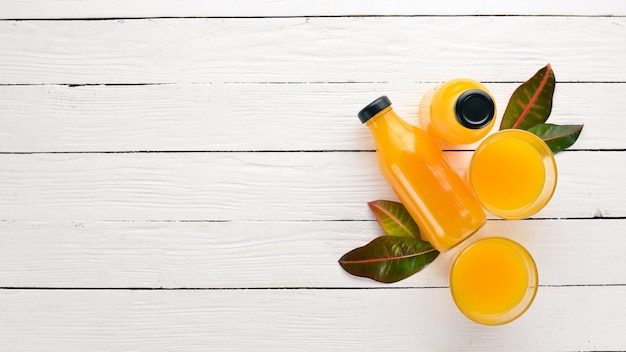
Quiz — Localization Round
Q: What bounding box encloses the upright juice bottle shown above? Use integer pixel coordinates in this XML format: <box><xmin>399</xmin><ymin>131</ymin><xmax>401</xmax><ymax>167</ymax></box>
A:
<box><xmin>419</xmin><ymin>78</ymin><xmax>496</xmax><ymax>144</ymax></box>
<box><xmin>358</xmin><ymin>96</ymin><xmax>486</xmax><ymax>251</ymax></box>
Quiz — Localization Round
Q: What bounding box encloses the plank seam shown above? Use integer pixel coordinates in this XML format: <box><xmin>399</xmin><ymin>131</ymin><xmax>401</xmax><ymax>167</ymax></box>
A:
<box><xmin>0</xmin><ymin>149</ymin><xmax>623</xmax><ymax>155</ymax></box>
<box><xmin>1</xmin><ymin>14</ymin><xmax>625</xmax><ymax>21</ymax></box>
<box><xmin>1</xmin><ymin>284</ymin><xmax>624</xmax><ymax>291</ymax></box>
<box><xmin>0</xmin><ymin>217</ymin><xmax>624</xmax><ymax>223</ymax></box>
<box><xmin>1</xmin><ymin>81</ymin><xmax>625</xmax><ymax>86</ymax></box>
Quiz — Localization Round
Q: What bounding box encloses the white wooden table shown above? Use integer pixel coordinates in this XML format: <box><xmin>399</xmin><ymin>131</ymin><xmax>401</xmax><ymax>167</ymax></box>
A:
<box><xmin>1</xmin><ymin>1</ymin><xmax>625</xmax><ymax>350</ymax></box>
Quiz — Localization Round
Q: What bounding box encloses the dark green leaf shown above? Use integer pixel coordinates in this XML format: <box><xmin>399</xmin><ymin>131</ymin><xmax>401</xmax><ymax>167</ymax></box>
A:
<box><xmin>368</xmin><ymin>200</ymin><xmax>420</xmax><ymax>238</ymax></box>
<box><xmin>527</xmin><ymin>123</ymin><xmax>584</xmax><ymax>154</ymax></box>
<box><xmin>338</xmin><ymin>236</ymin><xmax>439</xmax><ymax>283</ymax></box>
<box><xmin>500</xmin><ymin>64</ymin><xmax>556</xmax><ymax>130</ymax></box>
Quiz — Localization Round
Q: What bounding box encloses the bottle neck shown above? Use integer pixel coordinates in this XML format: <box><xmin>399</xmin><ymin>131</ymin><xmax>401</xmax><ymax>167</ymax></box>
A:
<box><xmin>365</xmin><ymin>106</ymin><xmax>401</xmax><ymax>132</ymax></box>
<box><xmin>365</xmin><ymin>106</ymin><xmax>418</xmax><ymax>151</ymax></box>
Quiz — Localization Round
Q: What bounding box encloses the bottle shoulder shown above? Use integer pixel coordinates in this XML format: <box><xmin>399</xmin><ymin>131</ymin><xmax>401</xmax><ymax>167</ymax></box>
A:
<box><xmin>370</xmin><ymin>119</ymin><xmax>442</xmax><ymax>162</ymax></box>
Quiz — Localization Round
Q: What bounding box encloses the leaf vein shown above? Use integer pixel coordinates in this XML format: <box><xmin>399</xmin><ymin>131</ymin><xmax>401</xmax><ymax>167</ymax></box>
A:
<box><xmin>339</xmin><ymin>249</ymin><xmax>437</xmax><ymax>264</ymax></box>
<box><xmin>511</xmin><ymin>64</ymin><xmax>553</xmax><ymax>129</ymax></box>
<box><xmin>370</xmin><ymin>201</ymin><xmax>413</xmax><ymax>237</ymax></box>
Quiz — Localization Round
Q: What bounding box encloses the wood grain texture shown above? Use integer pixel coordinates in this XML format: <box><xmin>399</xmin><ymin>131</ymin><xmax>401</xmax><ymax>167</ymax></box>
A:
<box><xmin>0</xmin><ymin>82</ymin><xmax>612</xmax><ymax>152</ymax></box>
<box><xmin>0</xmin><ymin>0</ymin><xmax>624</xmax><ymax>18</ymax></box>
<box><xmin>0</xmin><ymin>219</ymin><xmax>624</xmax><ymax>288</ymax></box>
<box><xmin>0</xmin><ymin>151</ymin><xmax>619</xmax><ymax>221</ymax></box>
<box><xmin>2</xmin><ymin>287</ymin><xmax>626</xmax><ymax>351</ymax></box>
<box><xmin>1</xmin><ymin>2</ymin><xmax>623</xmax><ymax>351</ymax></box>
<box><xmin>0</xmin><ymin>17</ymin><xmax>625</xmax><ymax>84</ymax></box>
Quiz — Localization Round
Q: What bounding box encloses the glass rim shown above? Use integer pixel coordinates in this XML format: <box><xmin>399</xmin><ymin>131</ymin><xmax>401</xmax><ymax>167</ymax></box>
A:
<box><xmin>469</xmin><ymin>129</ymin><xmax>558</xmax><ymax>220</ymax></box>
<box><xmin>449</xmin><ymin>237</ymin><xmax>539</xmax><ymax>325</ymax></box>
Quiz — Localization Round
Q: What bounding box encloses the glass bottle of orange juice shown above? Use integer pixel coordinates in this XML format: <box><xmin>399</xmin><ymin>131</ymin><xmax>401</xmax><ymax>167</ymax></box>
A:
<box><xmin>358</xmin><ymin>96</ymin><xmax>485</xmax><ymax>251</ymax></box>
<box><xmin>419</xmin><ymin>78</ymin><xmax>496</xmax><ymax>144</ymax></box>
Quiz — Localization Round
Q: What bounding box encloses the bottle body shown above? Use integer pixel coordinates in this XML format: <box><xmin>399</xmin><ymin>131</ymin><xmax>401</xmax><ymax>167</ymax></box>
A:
<box><xmin>362</xmin><ymin>100</ymin><xmax>486</xmax><ymax>251</ymax></box>
<box><xmin>419</xmin><ymin>78</ymin><xmax>496</xmax><ymax>144</ymax></box>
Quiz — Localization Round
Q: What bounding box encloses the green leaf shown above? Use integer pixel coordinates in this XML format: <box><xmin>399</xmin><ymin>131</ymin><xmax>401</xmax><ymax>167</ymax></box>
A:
<box><xmin>338</xmin><ymin>236</ymin><xmax>439</xmax><ymax>283</ymax></box>
<box><xmin>527</xmin><ymin>123</ymin><xmax>584</xmax><ymax>154</ymax></box>
<box><xmin>368</xmin><ymin>200</ymin><xmax>420</xmax><ymax>238</ymax></box>
<box><xmin>500</xmin><ymin>64</ymin><xmax>556</xmax><ymax>130</ymax></box>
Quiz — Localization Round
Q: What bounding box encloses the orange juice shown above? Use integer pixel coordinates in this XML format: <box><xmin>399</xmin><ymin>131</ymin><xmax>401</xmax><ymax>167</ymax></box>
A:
<box><xmin>358</xmin><ymin>96</ymin><xmax>485</xmax><ymax>251</ymax></box>
<box><xmin>419</xmin><ymin>78</ymin><xmax>496</xmax><ymax>144</ymax></box>
<box><xmin>469</xmin><ymin>129</ymin><xmax>557</xmax><ymax>219</ymax></box>
<box><xmin>450</xmin><ymin>237</ymin><xmax>538</xmax><ymax>325</ymax></box>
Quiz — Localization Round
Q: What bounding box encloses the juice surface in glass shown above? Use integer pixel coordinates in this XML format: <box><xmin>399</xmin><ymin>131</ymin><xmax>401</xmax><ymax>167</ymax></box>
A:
<box><xmin>469</xmin><ymin>129</ymin><xmax>557</xmax><ymax>219</ymax></box>
<box><xmin>450</xmin><ymin>237</ymin><xmax>538</xmax><ymax>325</ymax></box>
<box><xmin>358</xmin><ymin>96</ymin><xmax>485</xmax><ymax>251</ymax></box>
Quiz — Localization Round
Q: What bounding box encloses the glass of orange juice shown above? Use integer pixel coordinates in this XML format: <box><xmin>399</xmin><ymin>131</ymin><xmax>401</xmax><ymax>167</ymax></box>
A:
<box><xmin>469</xmin><ymin>129</ymin><xmax>557</xmax><ymax>219</ymax></box>
<box><xmin>450</xmin><ymin>237</ymin><xmax>538</xmax><ymax>325</ymax></box>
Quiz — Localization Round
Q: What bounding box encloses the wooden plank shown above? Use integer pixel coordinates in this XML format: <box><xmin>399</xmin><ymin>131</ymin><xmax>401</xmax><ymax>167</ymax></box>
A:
<box><xmin>0</xmin><ymin>17</ymin><xmax>624</xmax><ymax>84</ymax></box>
<box><xmin>1</xmin><ymin>286</ymin><xmax>625</xmax><ymax>351</ymax></box>
<box><xmin>0</xmin><ymin>82</ymin><xmax>610</xmax><ymax>152</ymax></box>
<box><xmin>1</xmin><ymin>2</ymin><xmax>622</xmax><ymax>352</ymax></box>
<box><xmin>0</xmin><ymin>0</ymin><xmax>624</xmax><ymax>18</ymax></box>
<box><xmin>0</xmin><ymin>219</ymin><xmax>623</xmax><ymax>288</ymax></box>
<box><xmin>0</xmin><ymin>151</ymin><xmax>620</xmax><ymax>221</ymax></box>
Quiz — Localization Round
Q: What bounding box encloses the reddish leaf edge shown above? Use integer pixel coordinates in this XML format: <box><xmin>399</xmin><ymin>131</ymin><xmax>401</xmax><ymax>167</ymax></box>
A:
<box><xmin>367</xmin><ymin>200</ymin><xmax>415</xmax><ymax>237</ymax></box>
<box><xmin>338</xmin><ymin>235</ymin><xmax>440</xmax><ymax>283</ymax></box>
<box><xmin>511</xmin><ymin>63</ymin><xmax>553</xmax><ymax>129</ymax></box>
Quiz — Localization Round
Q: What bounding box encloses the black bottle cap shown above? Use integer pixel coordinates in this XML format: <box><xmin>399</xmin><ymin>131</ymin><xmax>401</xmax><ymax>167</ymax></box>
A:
<box><xmin>455</xmin><ymin>89</ymin><xmax>495</xmax><ymax>130</ymax></box>
<box><xmin>358</xmin><ymin>96</ymin><xmax>392</xmax><ymax>124</ymax></box>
